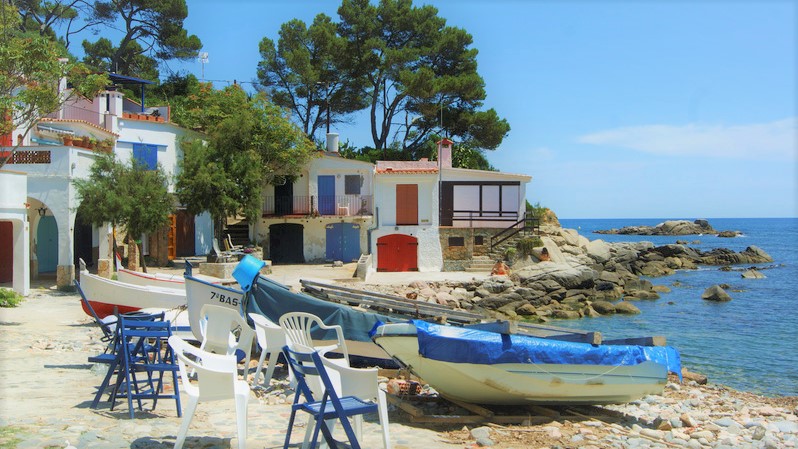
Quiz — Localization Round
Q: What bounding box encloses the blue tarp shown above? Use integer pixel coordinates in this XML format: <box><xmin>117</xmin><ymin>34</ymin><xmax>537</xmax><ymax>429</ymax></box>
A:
<box><xmin>413</xmin><ymin>320</ymin><xmax>682</xmax><ymax>376</ymax></box>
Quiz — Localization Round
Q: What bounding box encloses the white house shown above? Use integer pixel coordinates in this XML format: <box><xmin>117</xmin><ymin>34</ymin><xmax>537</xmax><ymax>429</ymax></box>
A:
<box><xmin>0</xmin><ymin>170</ymin><xmax>30</xmax><ymax>295</ymax></box>
<box><xmin>254</xmin><ymin>134</ymin><xmax>375</xmax><ymax>263</ymax></box>
<box><xmin>1</xmin><ymin>73</ymin><xmax>213</xmax><ymax>292</ymax></box>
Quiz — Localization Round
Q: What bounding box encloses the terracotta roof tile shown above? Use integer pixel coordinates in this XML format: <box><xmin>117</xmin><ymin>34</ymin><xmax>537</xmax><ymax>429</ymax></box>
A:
<box><xmin>376</xmin><ymin>160</ymin><xmax>438</xmax><ymax>174</ymax></box>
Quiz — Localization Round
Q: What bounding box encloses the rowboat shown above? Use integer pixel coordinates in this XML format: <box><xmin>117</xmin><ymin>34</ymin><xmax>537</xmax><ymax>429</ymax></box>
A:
<box><xmin>117</xmin><ymin>268</ymin><xmax>186</xmax><ymax>289</ymax></box>
<box><xmin>77</xmin><ymin>261</ymin><xmax>185</xmax><ymax>319</ymax></box>
<box><xmin>371</xmin><ymin>320</ymin><xmax>682</xmax><ymax>405</ymax></box>
<box><xmin>183</xmin><ymin>264</ymin><xmax>248</xmax><ymax>341</ymax></box>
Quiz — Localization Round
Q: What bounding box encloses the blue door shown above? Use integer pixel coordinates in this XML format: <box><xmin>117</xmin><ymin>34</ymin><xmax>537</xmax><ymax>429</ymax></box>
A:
<box><xmin>37</xmin><ymin>216</ymin><xmax>58</xmax><ymax>273</ymax></box>
<box><xmin>326</xmin><ymin>223</ymin><xmax>360</xmax><ymax>262</ymax></box>
<box><xmin>317</xmin><ymin>175</ymin><xmax>335</xmax><ymax>215</ymax></box>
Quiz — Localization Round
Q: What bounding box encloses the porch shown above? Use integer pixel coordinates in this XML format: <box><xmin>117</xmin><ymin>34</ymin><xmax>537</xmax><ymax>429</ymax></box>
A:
<box><xmin>261</xmin><ymin>194</ymin><xmax>373</xmax><ymax>217</ymax></box>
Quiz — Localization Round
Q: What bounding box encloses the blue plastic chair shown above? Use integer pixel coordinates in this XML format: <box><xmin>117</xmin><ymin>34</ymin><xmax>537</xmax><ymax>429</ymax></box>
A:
<box><xmin>108</xmin><ymin>316</ymin><xmax>182</xmax><ymax>418</ymax></box>
<box><xmin>282</xmin><ymin>344</ymin><xmax>377</xmax><ymax>449</ymax></box>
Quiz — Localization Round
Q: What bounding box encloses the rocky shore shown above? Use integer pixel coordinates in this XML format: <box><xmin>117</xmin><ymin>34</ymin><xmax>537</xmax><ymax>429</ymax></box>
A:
<box><xmin>594</xmin><ymin>219</ymin><xmax>742</xmax><ymax>238</ymax></box>
<box><xmin>360</xmin><ymin>222</ymin><xmax>774</xmax><ymax>322</ymax></box>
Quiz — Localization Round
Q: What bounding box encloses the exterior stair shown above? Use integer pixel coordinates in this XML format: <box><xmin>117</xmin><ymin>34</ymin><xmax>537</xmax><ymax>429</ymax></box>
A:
<box><xmin>465</xmin><ymin>255</ymin><xmax>495</xmax><ymax>272</ymax></box>
<box><xmin>223</xmin><ymin>221</ymin><xmax>250</xmax><ymax>247</ymax></box>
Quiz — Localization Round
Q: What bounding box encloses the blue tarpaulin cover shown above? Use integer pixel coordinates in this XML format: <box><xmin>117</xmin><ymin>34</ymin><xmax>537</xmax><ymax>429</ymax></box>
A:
<box><xmin>413</xmin><ymin>320</ymin><xmax>682</xmax><ymax>376</ymax></box>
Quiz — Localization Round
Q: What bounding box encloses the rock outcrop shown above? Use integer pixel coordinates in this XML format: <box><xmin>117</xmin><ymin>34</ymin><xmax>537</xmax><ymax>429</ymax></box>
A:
<box><xmin>595</xmin><ymin>219</ymin><xmax>741</xmax><ymax>237</ymax></box>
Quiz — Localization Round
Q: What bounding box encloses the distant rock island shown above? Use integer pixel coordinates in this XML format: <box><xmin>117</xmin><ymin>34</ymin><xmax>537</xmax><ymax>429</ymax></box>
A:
<box><xmin>595</xmin><ymin>219</ymin><xmax>741</xmax><ymax>237</ymax></box>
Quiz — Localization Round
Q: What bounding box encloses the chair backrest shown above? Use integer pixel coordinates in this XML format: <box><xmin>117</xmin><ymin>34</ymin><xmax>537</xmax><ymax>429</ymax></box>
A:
<box><xmin>118</xmin><ymin>315</ymin><xmax>175</xmax><ymax>367</ymax></box>
<box><xmin>279</xmin><ymin>312</ymin><xmax>349</xmax><ymax>363</ymax></box>
<box><xmin>249</xmin><ymin>313</ymin><xmax>286</xmax><ymax>349</ymax></box>
<box><xmin>169</xmin><ymin>335</ymin><xmax>238</xmax><ymax>401</ymax></box>
<box><xmin>282</xmin><ymin>343</ymin><xmax>337</xmax><ymax>403</ymax></box>
<box><xmin>212</xmin><ymin>238</ymin><xmax>224</xmax><ymax>255</ymax></box>
<box><xmin>199</xmin><ymin>304</ymin><xmax>255</xmax><ymax>370</ymax></box>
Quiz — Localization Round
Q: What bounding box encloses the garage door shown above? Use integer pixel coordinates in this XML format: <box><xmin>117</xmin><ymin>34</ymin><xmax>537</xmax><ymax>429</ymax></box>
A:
<box><xmin>269</xmin><ymin>223</ymin><xmax>305</xmax><ymax>263</ymax></box>
<box><xmin>376</xmin><ymin>234</ymin><xmax>418</xmax><ymax>272</ymax></box>
<box><xmin>326</xmin><ymin>223</ymin><xmax>361</xmax><ymax>262</ymax></box>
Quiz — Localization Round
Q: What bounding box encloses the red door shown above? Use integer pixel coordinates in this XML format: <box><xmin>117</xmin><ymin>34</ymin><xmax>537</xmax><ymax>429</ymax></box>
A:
<box><xmin>376</xmin><ymin>234</ymin><xmax>418</xmax><ymax>272</ymax></box>
<box><xmin>0</xmin><ymin>221</ymin><xmax>12</xmax><ymax>283</ymax></box>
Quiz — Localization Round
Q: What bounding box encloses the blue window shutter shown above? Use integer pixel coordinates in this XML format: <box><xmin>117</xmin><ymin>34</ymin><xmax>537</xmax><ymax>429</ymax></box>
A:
<box><xmin>133</xmin><ymin>143</ymin><xmax>157</xmax><ymax>170</ymax></box>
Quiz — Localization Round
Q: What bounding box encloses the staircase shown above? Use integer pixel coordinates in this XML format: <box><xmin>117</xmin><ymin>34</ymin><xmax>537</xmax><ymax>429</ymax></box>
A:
<box><xmin>464</xmin><ymin>213</ymin><xmax>541</xmax><ymax>272</ymax></box>
<box><xmin>223</xmin><ymin>221</ymin><xmax>250</xmax><ymax>247</ymax></box>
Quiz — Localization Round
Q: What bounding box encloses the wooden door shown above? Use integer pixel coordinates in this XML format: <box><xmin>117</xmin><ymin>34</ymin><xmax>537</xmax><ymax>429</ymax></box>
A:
<box><xmin>36</xmin><ymin>216</ymin><xmax>58</xmax><ymax>273</ymax></box>
<box><xmin>317</xmin><ymin>175</ymin><xmax>336</xmax><ymax>215</ymax></box>
<box><xmin>275</xmin><ymin>182</ymin><xmax>294</xmax><ymax>215</ymax></box>
<box><xmin>269</xmin><ymin>223</ymin><xmax>304</xmax><ymax>263</ymax></box>
<box><xmin>396</xmin><ymin>184</ymin><xmax>418</xmax><ymax>225</ymax></box>
<box><xmin>326</xmin><ymin>223</ymin><xmax>361</xmax><ymax>262</ymax></box>
<box><xmin>0</xmin><ymin>221</ymin><xmax>12</xmax><ymax>283</ymax></box>
<box><xmin>376</xmin><ymin>234</ymin><xmax>418</xmax><ymax>272</ymax></box>
<box><xmin>175</xmin><ymin>210</ymin><xmax>195</xmax><ymax>257</ymax></box>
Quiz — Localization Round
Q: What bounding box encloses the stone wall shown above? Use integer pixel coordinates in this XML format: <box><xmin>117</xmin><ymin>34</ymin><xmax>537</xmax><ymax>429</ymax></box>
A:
<box><xmin>439</xmin><ymin>228</ymin><xmax>497</xmax><ymax>271</ymax></box>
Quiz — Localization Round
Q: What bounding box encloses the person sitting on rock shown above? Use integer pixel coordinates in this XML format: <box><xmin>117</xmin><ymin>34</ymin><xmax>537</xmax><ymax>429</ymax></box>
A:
<box><xmin>539</xmin><ymin>247</ymin><xmax>550</xmax><ymax>261</ymax></box>
<box><xmin>491</xmin><ymin>259</ymin><xmax>510</xmax><ymax>276</ymax></box>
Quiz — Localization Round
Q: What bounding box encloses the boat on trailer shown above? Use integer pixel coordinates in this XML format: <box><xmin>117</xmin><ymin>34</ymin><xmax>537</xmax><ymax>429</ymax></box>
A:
<box><xmin>372</xmin><ymin>320</ymin><xmax>681</xmax><ymax>405</ymax></box>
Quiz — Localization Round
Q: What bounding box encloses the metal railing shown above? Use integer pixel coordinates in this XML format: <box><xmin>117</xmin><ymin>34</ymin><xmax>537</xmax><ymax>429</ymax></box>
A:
<box><xmin>262</xmin><ymin>195</ymin><xmax>373</xmax><ymax>217</ymax></box>
<box><xmin>490</xmin><ymin>212</ymin><xmax>540</xmax><ymax>250</ymax></box>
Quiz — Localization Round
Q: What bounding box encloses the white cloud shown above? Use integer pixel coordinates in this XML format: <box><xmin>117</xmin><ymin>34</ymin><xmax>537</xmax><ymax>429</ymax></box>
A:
<box><xmin>578</xmin><ymin>118</ymin><xmax>798</xmax><ymax>160</ymax></box>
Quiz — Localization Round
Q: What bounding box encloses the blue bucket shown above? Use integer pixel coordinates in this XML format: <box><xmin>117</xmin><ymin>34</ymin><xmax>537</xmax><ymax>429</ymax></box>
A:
<box><xmin>232</xmin><ymin>254</ymin><xmax>266</xmax><ymax>292</ymax></box>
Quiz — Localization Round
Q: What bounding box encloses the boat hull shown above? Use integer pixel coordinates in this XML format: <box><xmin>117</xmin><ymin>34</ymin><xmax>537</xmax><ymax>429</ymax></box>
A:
<box><xmin>373</xmin><ymin>323</ymin><xmax>669</xmax><ymax>405</ymax></box>
<box><xmin>117</xmin><ymin>268</ymin><xmax>185</xmax><ymax>289</ymax></box>
<box><xmin>184</xmin><ymin>274</ymin><xmax>246</xmax><ymax>341</ymax></box>
<box><xmin>78</xmin><ymin>270</ymin><xmax>185</xmax><ymax>319</ymax></box>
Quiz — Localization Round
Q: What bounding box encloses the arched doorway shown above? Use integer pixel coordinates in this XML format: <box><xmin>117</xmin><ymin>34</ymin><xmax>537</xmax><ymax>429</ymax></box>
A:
<box><xmin>376</xmin><ymin>234</ymin><xmax>418</xmax><ymax>272</ymax></box>
<box><xmin>73</xmin><ymin>206</ymin><xmax>93</xmax><ymax>268</ymax></box>
<box><xmin>269</xmin><ymin>223</ymin><xmax>304</xmax><ymax>263</ymax></box>
<box><xmin>36</xmin><ymin>215</ymin><xmax>58</xmax><ymax>273</ymax></box>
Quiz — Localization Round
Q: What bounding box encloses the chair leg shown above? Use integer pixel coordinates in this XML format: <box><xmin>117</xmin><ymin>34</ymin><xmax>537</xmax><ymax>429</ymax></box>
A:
<box><xmin>377</xmin><ymin>391</ymin><xmax>391</xmax><ymax>449</ymax></box>
<box><xmin>283</xmin><ymin>409</ymin><xmax>299</xmax><ymax>449</ymax></box>
<box><xmin>174</xmin><ymin>396</ymin><xmax>198</xmax><ymax>449</ymax></box>
<box><xmin>263</xmin><ymin>352</ymin><xmax>279</xmax><ymax>386</ymax></box>
<box><xmin>235</xmin><ymin>393</ymin><xmax>248</xmax><ymax>449</ymax></box>
<box><xmin>253</xmin><ymin>350</ymin><xmax>267</xmax><ymax>387</ymax></box>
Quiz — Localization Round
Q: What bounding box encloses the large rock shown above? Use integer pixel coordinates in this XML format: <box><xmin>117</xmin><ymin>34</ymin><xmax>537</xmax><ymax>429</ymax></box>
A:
<box><xmin>596</xmin><ymin>219</ymin><xmax>717</xmax><ymax>236</ymax></box>
<box><xmin>702</xmin><ymin>285</ymin><xmax>732</xmax><ymax>301</ymax></box>
<box><xmin>591</xmin><ymin>300</ymin><xmax>616</xmax><ymax>314</ymax></box>
<box><xmin>586</xmin><ymin>239</ymin><xmax>611</xmax><ymax>263</ymax></box>
<box><xmin>741</xmin><ymin>269</ymin><xmax>766</xmax><ymax>279</ymax></box>
<box><xmin>614</xmin><ymin>301</ymin><xmax>641</xmax><ymax>314</ymax></box>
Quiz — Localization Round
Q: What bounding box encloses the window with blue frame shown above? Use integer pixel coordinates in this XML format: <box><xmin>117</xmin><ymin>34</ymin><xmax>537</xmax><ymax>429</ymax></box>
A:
<box><xmin>132</xmin><ymin>143</ymin><xmax>158</xmax><ymax>170</ymax></box>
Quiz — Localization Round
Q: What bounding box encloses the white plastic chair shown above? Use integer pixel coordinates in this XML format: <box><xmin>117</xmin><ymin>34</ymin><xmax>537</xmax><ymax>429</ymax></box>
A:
<box><xmin>169</xmin><ymin>335</ymin><xmax>249</xmax><ymax>449</ymax></box>
<box><xmin>318</xmin><ymin>355</ymin><xmax>391</xmax><ymax>449</ymax></box>
<box><xmin>199</xmin><ymin>304</ymin><xmax>255</xmax><ymax>377</ymax></box>
<box><xmin>279</xmin><ymin>312</ymin><xmax>349</xmax><ymax>367</ymax></box>
<box><xmin>247</xmin><ymin>313</ymin><xmax>287</xmax><ymax>388</ymax></box>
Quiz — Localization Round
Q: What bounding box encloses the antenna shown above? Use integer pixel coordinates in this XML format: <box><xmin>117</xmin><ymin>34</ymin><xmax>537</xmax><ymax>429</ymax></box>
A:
<box><xmin>198</xmin><ymin>52</ymin><xmax>209</xmax><ymax>80</ymax></box>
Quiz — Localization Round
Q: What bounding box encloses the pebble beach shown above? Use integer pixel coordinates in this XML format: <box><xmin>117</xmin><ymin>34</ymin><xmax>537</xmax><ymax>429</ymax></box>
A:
<box><xmin>1</xmin><ymin>273</ymin><xmax>796</xmax><ymax>449</ymax></box>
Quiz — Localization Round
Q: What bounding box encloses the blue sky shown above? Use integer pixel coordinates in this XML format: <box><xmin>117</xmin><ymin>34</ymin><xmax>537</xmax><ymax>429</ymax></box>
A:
<box><xmin>167</xmin><ymin>1</ymin><xmax>796</xmax><ymax>218</ymax></box>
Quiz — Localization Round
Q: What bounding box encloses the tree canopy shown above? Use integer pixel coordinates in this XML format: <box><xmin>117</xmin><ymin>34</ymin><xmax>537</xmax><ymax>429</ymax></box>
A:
<box><xmin>256</xmin><ymin>0</ymin><xmax>510</xmax><ymax>163</ymax></box>
<box><xmin>173</xmin><ymin>84</ymin><xmax>316</xmax><ymax>239</ymax></box>
<box><xmin>256</xmin><ymin>14</ymin><xmax>367</xmax><ymax>142</ymax></box>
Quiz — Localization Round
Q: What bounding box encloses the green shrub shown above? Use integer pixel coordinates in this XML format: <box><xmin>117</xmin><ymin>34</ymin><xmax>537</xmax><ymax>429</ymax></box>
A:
<box><xmin>516</xmin><ymin>237</ymin><xmax>543</xmax><ymax>257</ymax></box>
<box><xmin>0</xmin><ymin>289</ymin><xmax>22</xmax><ymax>308</ymax></box>
<box><xmin>504</xmin><ymin>247</ymin><xmax>517</xmax><ymax>261</ymax></box>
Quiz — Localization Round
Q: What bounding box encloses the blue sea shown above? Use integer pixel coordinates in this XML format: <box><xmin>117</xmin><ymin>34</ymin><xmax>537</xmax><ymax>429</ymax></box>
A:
<box><xmin>552</xmin><ymin>218</ymin><xmax>798</xmax><ymax>397</ymax></box>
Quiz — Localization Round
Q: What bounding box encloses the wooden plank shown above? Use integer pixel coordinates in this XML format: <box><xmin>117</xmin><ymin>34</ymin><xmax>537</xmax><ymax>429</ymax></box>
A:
<box><xmin>603</xmin><ymin>336</ymin><xmax>667</xmax><ymax>347</ymax></box>
<box><xmin>525</xmin><ymin>404</ymin><xmax>562</xmax><ymax>418</ymax></box>
<box><xmin>443</xmin><ymin>396</ymin><xmax>495</xmax><ymax>418</ymax></box>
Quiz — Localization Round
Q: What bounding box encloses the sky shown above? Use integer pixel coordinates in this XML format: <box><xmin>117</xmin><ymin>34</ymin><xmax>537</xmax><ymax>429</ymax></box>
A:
<box><xmin>145</xmin><ymin>1</ymin><xmax>798</xmax><ymax>218</ymax></box>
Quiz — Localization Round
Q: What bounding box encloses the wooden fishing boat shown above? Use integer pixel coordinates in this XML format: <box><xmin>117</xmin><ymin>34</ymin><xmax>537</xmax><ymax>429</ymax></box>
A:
<box><xmin>77</xmin><ymin>260</ymin><xmax>185</xmax><ymax>318</ymax></box>
<box><xmin>372</xmin><ymin>321</ymin><xmax>681</xmax><ymax>405</ymax></box>
<box><xmin>183</xmin><ymin>265</ymin><xmax>247</xmax><ymax>342</ymax></box>
<box><xmin>117</xmin><ymin>268</ymin><xmax>186</xmax><ymax>289</ymax></box>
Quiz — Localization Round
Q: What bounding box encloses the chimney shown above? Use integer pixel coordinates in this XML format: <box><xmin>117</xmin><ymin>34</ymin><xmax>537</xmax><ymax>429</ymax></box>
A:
<box><xmin>437</xmin><ymin>138</ymin><xmax>453</xmax><ymax>168</ymax></box>
<box><xmin>326</xmin><ymin>133</ymin><xmax>339</xmax><ymax>153</ymax></box>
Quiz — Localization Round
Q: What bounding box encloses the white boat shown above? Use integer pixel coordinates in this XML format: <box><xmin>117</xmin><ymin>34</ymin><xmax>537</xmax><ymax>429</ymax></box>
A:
<box><xmin>372</xmin><ymin>321</ymin><xmax>681</xmax><ymax>405</ymax></box>
<box><xmin>78</xmin><ymin>262</ymin><xmax>186</xmax><ymax>319</ymax></box>
<box><xmin>117</xmin><ymin>268</ymin><xmax>186</xmax><ymax>289</ymax></box>
<box><xmin>184</xmin><ymin>270</ymin><xmax>247</xmax><ymax>342</ymax></box>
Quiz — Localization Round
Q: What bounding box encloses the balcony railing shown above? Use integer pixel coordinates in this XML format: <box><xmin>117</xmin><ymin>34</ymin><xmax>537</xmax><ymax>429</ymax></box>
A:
<box><xmin>263</xmin><ymin>195</ymin><xmax>373</xmax><ymax>217</ymax></box>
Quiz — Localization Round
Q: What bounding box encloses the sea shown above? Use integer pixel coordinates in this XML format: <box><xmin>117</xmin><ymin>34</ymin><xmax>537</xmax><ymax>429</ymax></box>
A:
<box><xmin>551</xmin><ymin>218</ymin><xmax>798</xmax><ymax>398</ymax></box>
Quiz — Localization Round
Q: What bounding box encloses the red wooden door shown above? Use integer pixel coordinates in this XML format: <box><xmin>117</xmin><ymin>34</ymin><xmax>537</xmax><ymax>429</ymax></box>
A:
<box><xmin>0</xmin><ymin>221</ymin><xmax>12</xmax><ymax>282</ymax></box>
<box><xmin>376</xmin><ymin>234</ymin><xmax>418</xmax><ymax>272</ymax></box>
<box><xmin>396</xmin><ymin>184</ymin><xmax>418</xmax><ymax>225</ymax></box>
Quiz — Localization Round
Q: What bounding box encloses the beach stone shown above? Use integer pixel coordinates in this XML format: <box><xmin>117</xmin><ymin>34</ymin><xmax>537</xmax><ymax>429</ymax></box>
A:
<box><xmin>774</xmin><ymin>420</ymin><xmax>798</xmax><ymax>433</ymax></box>
<box><xmin>614</xmin><ymin>301</ymin><xmax>641</xmax><ymax>314</ymax></box>
<box><xmin>741</xmin><ymin>269</ymin><xmax>766</xmax><ymax>279</ymax></box>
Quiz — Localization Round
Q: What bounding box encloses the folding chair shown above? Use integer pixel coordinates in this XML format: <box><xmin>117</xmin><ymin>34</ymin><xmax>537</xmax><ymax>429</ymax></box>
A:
<box><xmin>282</xmin><ymin>344</ymin><xmax>377</xmax><ymax>449</ymax></box>
<box><xmin>109</xmin><ymin>316</ymin><xmax>182</xmax><ymax>418</ymax></box>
